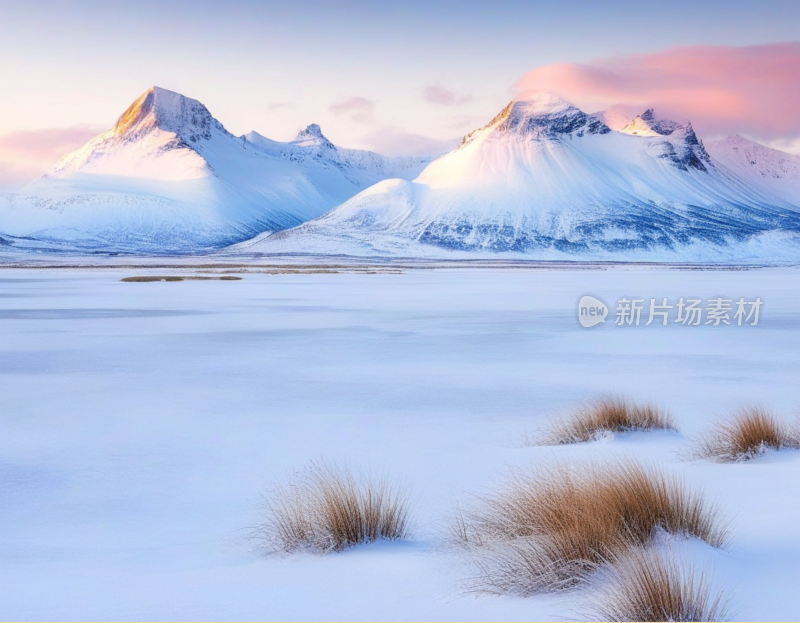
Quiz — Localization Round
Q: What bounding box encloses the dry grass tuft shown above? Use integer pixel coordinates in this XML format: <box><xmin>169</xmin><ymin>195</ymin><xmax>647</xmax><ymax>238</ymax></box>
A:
<box><xmin>586</xmin><ymin>547</ymin><xmax>731</xmax><ymax>622</ymax></box>
<box><xmin>255</xmin><ymin>462</ymin><xmax>411</xmax><ymax>554</ymax></box>
<box><xmin>543</xmin><ymin>397</ymin><xmax>676</xmax><ymax>445</ymax></box>
<box><xmin>693</xmin><ymin>406</ymin><xmax>800</xmax><ymax>462</ymax></box>
<box><xmin>453</xmin><ymin>461</ymin><xmax>727</xmax><ymax>595</ymax></box>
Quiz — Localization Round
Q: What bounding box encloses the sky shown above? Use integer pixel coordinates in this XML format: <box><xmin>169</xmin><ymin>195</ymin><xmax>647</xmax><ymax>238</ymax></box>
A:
<box><xmin>1</xmin><ymin>0</ymin><xmax>799</xmax><ymax>189</ymax></box>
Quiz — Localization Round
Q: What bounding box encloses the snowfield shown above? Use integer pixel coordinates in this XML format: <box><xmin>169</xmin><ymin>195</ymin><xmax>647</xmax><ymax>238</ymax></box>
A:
<box><xmin>1</xmin><ymin>265</ymin><xmax>800</xmax><ymax>620</ymax></box>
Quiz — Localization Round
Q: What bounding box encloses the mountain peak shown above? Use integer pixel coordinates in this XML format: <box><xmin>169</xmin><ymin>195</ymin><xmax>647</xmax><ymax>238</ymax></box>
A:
<box><xmin>462</xmin><ymin>93</ymin><xmax>610</xmax><ymax>146</ymax></box>
<box><xmin>113</xmin><ymin>86</ymin><xmax>223</xmax><ymax>144</ymax></box>
<box><xmin>511</xmin><ymin>93</ymin><xmax>576</xmax><ymax>116</ymax></box>
<box><xmin>512</xmin><ymin>93</ymin><xmax>578</xmax><ymax>115</ymax></box>
<box><xmin>297</xmin><ymin>123</ymin><xmax>324</xmax><ymax>139</ymax></box>
<box><xmin>713</xmin><ymin>133</ymin><xmax>747</xmax><ymax>145</ymax></box>
<box><xmin>618</xmin><ymin>111</ymin><xmax>710</xmax><ymax>171</ymax></box>
<box><xmin>640</xmin><ymin>108</ymin><xmax>656</xmax><ymax>121</ymax></box>
<box><xmin>293</xmin><ymin>124</ymin><xmax>335</xmax><ymax>149</ymax></box>
<box><xmin>497</xmin><ymin>93</ymin><xmax>610</xmax><ymax>137</ymax></box>
<box><xmin>620</xmin><ymin>109</ymin><xmax>681</xmax><ymax>137</ymax></box>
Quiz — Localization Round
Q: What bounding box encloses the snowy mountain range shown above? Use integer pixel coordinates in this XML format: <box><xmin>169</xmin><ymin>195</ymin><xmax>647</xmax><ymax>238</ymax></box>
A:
<box><xmin>2</xmin><ymin>88</ymin><xmax>800</xmax><ymax>261</ymax></box>
<box><xmin>0</xmin><ymin>87</ymin><xmax>429</xmax><ymax>252</ymax></box>
<box><xmin>705</xmin><ymin>134</ymin><xmax>800</xmax><ymax>205</ymax></box>
<box><xmin>242</xmin><ymin>96</ymin><xmax>800</xmax><ymax>261</ymax></box>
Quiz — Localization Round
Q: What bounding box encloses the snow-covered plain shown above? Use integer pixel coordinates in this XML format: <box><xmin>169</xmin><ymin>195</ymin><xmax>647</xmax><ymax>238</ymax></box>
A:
<box><xmin>1</xmin><ymin>265</ymin><xmax>800</xmax><ymax>620</ymax></box>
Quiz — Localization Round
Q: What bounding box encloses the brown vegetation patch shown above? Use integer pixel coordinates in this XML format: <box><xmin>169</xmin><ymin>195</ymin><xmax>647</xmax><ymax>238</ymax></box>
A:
<box><xmin>453</xmin><ymin>461</ymin><xmax>727</xmax><ymax>595</ymax></box>
<box><xmin>693</xmin><ymin>406</ymin><xmax>800</xmax><ymax>462</ymax></box>
<box><xmin>255</xmin><ymin>462</ymin><xmax>411</xmax><ymax>554</ymax></box>
<box><xmin>586</xmin><ymin>547</ymin><xmax>731</xmax><ymax>622</ymax></box>
<box><xmin>542</xmin><ymin>397</ymin><xmax>676</xmax><ymax>445</ymax></box>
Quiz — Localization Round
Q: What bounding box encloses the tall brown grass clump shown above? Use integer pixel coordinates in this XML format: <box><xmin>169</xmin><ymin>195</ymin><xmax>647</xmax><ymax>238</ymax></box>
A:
<box><xmin>693</xmin><ymin>406</ymin><xmax>800</xmax><ymax>462</ymax></box>
<box><xmin>586</xmin><ymin>547</ymin><xmax>731</xmax><ymax>622</ymax></box>
<box><xmin>543</xmin><ymin>397</ymin><xmax>676</xmax><ymax>445</ymax></box>
<box><xmin>257</xmin><ymin>462</ymin><xmax>411</xmax><ymax>553</ymax></box>
<box><xmin>453</xmin><ymin>461</ymin><xmax>727</xmax><ymax>594</ymax></box>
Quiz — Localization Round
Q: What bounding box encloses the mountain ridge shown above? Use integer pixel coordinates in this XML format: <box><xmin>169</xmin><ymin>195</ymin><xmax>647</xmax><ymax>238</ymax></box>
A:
<box><xmin>3</xmin><ymin>88</ymin><xmax>800</xmax><ymax>261</ymax></box>
<box><xmin>0</xmin><ymin>86</ymin><xmax>430</xmax><ymax>253</ymax></box>
<box><xmin>241</xmin><ymin>96</ymin><xmax>800</xmax><ymax>261</ymax></box>
<box><xmin>706</xmin><ymin>134</ymin><xmax>800</xmax><ymax>204</ymax></box>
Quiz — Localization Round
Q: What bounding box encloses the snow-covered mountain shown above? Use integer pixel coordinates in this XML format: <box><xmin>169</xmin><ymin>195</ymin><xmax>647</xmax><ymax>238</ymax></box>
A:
<box><xmin>0</xmin><ymin>87</ymin><xmax>429</xmax><ymax>253</ymax></box>
<box><xmin>244</xmin><ymin>124</ymin><xmax>432</xmax><ymax>199</ymax></box>
<box><xmin>706</xmin><ymin>135</ymin><xmax>800</xmax><ymax>205</ymax></box>
<box><xmin>592</xmin><ymin>105</ymin><xmax>636</xmax><ymax>132</ymax></box>
<box><xmin>242</xmin><ymin>95</ymin><xmax>800</xmax><ymax>261</ymax></box>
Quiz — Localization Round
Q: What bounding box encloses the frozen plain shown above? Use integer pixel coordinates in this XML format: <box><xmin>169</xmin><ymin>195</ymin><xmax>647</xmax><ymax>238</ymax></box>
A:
<box><xmin>1</xmin><ymin>264</ymin><xmax>800</xmax><ymax>621</ymax></box>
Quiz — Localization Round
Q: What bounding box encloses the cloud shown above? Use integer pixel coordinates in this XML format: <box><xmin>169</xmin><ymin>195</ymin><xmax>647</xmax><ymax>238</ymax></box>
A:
<box><xmin>0</xmin><ymin>125</ymin><xmax>100</xmax><ymax>190</ymax></box>
<box><xmin>423</xmin><ymin>83</ymin><xmax>472</xmax><ymax>106</ymax></box>
<box><xmin>516</xmin><ymin>43</ymin><xmax>800</xmax><ymax>142</ymax></box>
<box><xmin>765</xmin><ymin>136</ymin><xmax>800</xmax><ymax>155</ymax></box>
<box><xmin>359</xmin><ymin>127</ymin><xmax>459</xmax><ymax>157</ymax></box>
<box><xmin>0</xmin><ymin>125</ymin><xmax>99</xmax><ymax>162</ymax></box>
<box><xmin>328</xmin><ymin>97</ymin><xmax>376</xmax><ymax>124</ymax></box>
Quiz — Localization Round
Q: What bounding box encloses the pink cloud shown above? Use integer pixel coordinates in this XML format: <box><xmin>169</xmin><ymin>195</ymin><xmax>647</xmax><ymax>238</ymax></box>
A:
<box><xmin>516</xmin><ymin>43</ymin><xmax>800</xmax><ymax>141</ymax></box>
<box><xmin>328</xmin><ymin>97</ymin><xmax>376</xmax><ymax>124</ymax></box>
<box><xmin>0</xmin><ymin>125</ymin><xmax>100</xmax><ymax>190</ymax></box>
<box><xmin>423</xmin><ymin>83</ymin><xmax>471</xmax><ymax>106</ymax></box>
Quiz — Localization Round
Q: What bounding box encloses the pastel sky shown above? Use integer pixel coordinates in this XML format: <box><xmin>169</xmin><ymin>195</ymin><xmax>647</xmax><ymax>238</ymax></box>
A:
<box><xmin>1</xmin><ymin>0</ymin><xmax>799</xmax><ymax>189</ymax></box>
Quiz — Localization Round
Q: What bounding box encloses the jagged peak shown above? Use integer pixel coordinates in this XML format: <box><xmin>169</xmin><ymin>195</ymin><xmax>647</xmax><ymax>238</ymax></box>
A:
<box><xmin>460</xmin><ymin>93</ymin><xmax>610</xmax><ymax>147</ymax></box>
<box><xmin>489</xmin><ymin>94</ymin><xmax>586</xmax><ymax>131</ymax></box>
<box><xmin>113</xmin><ymin>86</ymin><xmax>224</xmax><ymax>144</ymax></box>
<box><xmin>295</xmin><ymin>123</ymin><xmax>325</xmax><ymax>141</ymax></box>
<box><xmin>620</xmin><ymin>109</ymin><xmax>682</xmax><ymax>137</ymax></box>
<box><xmin>292</xmin><ymin>124</ymin><xmax>335</xmax><ymax>149</ymax></box>
<box><xmin>625</xmin><ymin>113</ymin><xmax>711</xmax><ymax>172</ymax></box>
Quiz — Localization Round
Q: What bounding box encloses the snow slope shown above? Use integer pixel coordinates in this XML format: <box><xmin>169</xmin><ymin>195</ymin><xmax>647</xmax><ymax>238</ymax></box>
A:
<box><xmin>245</xmin><ymin>124</ymin><xmax>430</xmax><ymax>192</ymax></box>
<box><xmin>244</xmin><ymin>96</ymin><xmax>800</xmax><ymax>262</ymax></box>
<box><xmin>706</xmin><ymin>135</ymin><xmax>800</xmax><ymax>205</ymax></box>
<box><xmin>0</xmin><ymin>87</ymin><xmax>429</xmax><ymax>253</ymax></box>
